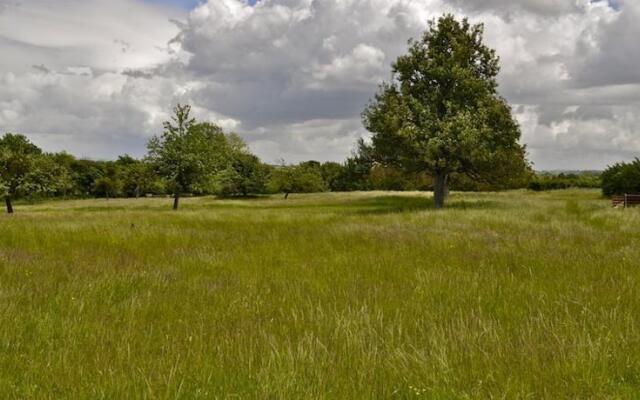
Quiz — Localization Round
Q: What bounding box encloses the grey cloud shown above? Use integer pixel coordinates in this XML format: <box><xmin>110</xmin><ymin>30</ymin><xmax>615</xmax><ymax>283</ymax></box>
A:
<box><xmin>569</xmin><ymin>2</ymin><xmax>640</xmax><ymax>88</ymax></box>
<box><xmin>122</xmin><ymin>69</ymin><xmax>155</xmax><ymax>79</ymax></box>
<box><xmin>447</xmin><ymin>0</ymin><xmax>582</xmax><ymax>16</ymax></box>
<box><xmin>191</xmin><ymin>82</ymin><xmax>371</xmax><ymax>129</ymax></box>
<box><xmin>114</xmin><ymin>39</ymin><xmax>132</xmax><ymax>53</ymax></box>
<box><xmin>31</xmin><ymin>64</ymin><xmax>50</xmax><ymax>73</ymax></box>
<box><xmin>173</xmin><ymin>0</ymin><xmax>434</xmax><ymax>136</ymax></box>
<box><xmin>241</xmin><ymin>118</ymin><xmax>367</xmax><ymax>164</ymax></box>
<box><xmin>0</xmin><ymin>0</ymin><xmax>20</xmax><ymax>14</ymax></box>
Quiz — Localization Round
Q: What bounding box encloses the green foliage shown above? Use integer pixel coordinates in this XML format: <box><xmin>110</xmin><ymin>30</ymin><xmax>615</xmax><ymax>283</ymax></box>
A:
<box><xmin>67</xmin><ymin>158</ymin><xmax>105</xmax><ymax>196</ymax></box>
<box><xmin>214</xmin><ymin>153</ymin><xmax>269</xmax><ymax>197</ymax></box>
<box><xmin>367</xmin><ymin>164</ymin><xmax>431</xmax><ymax>191</ymax></box>
<box><xmin>0</xmin><ymin>133</ymin><xmax>43</xmax><ymax>197</ymax></box>
<box><xmin>116</xmin><ymin>155</ymin><xmax>162</xmax><ymax>197</ymax></box>
<box><xmin>91</xmin><ymin>163</ymin><xmax>122</xmax><ymax>198</ymax></box>
<box><xmin>362</xmin><ymin>15</ymin><xmax>530</xmax><ymax>207</ymax></box>
<box><xmin>26</xmin><ymin>154</ymin><xmax>74</xmax><ymax>198</ymax></box>
<box><xmin>92</xmin><ymin>177</ymin><xmax>121</xmax><ymax>199</ymax></box>
<box><xmin>267</xmin><ymin>163</ymin><xmax>328</xmax><ymax>195</ymax></box>
<box><xmin>147</xmin><ymin>104</ymin><xmax>207</xmax><ymax>197</ymax></box>
<box><xmin>601</xmin><ymin>159</ymin><xmax>640</xmax><ymax>196</ymax></box>
<box><xmin>147</xmin><ymin>105</ymin><xmax>267</xmax><ymax>206</ymax></box>
<box><xmin>0</xmin><ymin>134</ymin><xmax>72</xmax><ymax>211</ymax></box>
<box><xmin>529</xmin><ymin>172</ymin><xmax>602</xmax><ymax>192</ymax></box>
<box><xmin>319</xmin><ymin>162</ymin><xmax>344</xmax><ymax>191</ymax></box>
<box><xmin>328</xmin><ymin>139</ymin><xmax>375</xmax><ymax>192</ymax></box>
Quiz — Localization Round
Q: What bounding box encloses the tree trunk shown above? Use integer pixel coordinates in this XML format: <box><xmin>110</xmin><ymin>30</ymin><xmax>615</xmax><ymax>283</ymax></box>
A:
<box><xmin>284</xmin><ymin>192</ymin><xmax>290</xmax><ymax>200</ymax></box>
<box><xmin>5</xmin><ymin>196</ymin><xmax>14</xmax><ymax>214</ymax></box>
<box><xmin>433</xmin><ymin>173</ymin><xmax>448</xmax><ymax>209</ymax></box>
<box><xmin>173</xmin><ymin>193</ymin><xmax>180</xmax><ymax>210</ymax></box>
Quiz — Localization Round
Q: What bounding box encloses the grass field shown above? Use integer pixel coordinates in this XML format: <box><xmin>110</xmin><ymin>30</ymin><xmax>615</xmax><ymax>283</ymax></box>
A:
<box><xmin>1</xmin><ymin>190</ymin><xmax>639</xmax><ymax>399</ymax></box>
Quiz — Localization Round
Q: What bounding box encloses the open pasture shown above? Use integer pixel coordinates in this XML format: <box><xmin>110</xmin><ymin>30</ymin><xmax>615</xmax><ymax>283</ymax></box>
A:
<box><xmin>1</xmin><ymin>190</ymin><xmax>639</xmax><ymax>398</ymax></box>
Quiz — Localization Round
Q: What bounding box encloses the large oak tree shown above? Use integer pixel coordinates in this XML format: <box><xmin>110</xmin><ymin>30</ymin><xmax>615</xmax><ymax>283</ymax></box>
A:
<box><xmin>363</xmin><ymin>15</ymin><xmax>529</xmax><ymax>208</ymax></box>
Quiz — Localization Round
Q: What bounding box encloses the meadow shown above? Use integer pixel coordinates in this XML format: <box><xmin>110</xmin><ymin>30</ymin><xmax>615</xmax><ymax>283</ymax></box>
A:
<box><xmin>1</xmin><ymin>189</ymin><xmax>639</xmax><ymax>399</ymax></box>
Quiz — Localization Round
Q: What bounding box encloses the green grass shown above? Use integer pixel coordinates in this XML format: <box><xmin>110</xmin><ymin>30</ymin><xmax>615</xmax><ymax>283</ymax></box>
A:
<box><xmin>1</xmin><ymin>190</ymin><xmax>640</xmax><ymax>399</ymax></box>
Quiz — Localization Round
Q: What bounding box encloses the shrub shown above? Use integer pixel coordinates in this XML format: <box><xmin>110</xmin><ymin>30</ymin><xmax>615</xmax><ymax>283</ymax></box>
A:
<box><xmin>601</xmin><ymin>159</ymin><xmax>640</xmax><ymax>196</ymax></box>
<box><xmin>528</xmin><ymin>172</ymin><xmax>601</xmax><ymax>192</ymax></box>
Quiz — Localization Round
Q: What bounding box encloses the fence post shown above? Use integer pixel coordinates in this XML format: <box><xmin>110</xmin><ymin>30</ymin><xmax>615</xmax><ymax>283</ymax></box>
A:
<box><xmin>625</xmin><ymin>193</ymin><xmax>628</xmax><ymax>208</ymax></box>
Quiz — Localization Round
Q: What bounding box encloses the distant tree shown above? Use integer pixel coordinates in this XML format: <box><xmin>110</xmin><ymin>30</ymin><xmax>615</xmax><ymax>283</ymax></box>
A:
<box><xmin>267</xmin><ymin>163</ymin><xmax>327</xmax><ymax>199</ymax></box>
<box><xmin>92</xmin><ymin>177</ymin><xmax>121</xmax><ymax>199</ymax></box>
<box><xmin>67</xmin><ymin>158</ymin><xmax>105</xmax><ymax>197</ymax></box>
<box><xmin>330</xmin><ymin>139</ymin><xmax>375</xmax><ymax>192</ymax></box>
<box><xmin>147</xmin><ymin>104</ymin><xmax>196</xmax><ymax>209</ymax></box>
<box><xmin>528</xmin><ymin>172</ymin><xmax>600</xmax><ymax>192</ymax></box>
<box><xmin>215</xmin><ymin>153</ymin><xmax>269</xmax><ymax>197</ymax></box>
<box><xmin>320</xmin><ymin>162</ymin><xmax>346</xmax><ymax>192</ymax></box>
<box><xmin>602</xmin><ymin>159</ymin><xmax>640</xmax><ymax>196</ymax></box>
<box><xmin>299</xmin><ymin>160</ymin><xmax>322</xmax><ymax>172</ymax></box>
<box><xmin>362</xmin><ymin>15</ymin><xmax>529</xmax><ymax>208</ymax></box>
<box><xmin>369</xmin><ymin>164</ymin><xmax>411</xmax><ymax>191</ymax></box>
<box><xmin>116</xmin><ymin>155</ymin><xmax>157</xmax><ymax>198</ymax></box>
<box><xmin>46</xmin><ymin>152</ymin><xmax>77</xmax><ymax>197</ymax></box>
<box><xmin>27</xmin><ymin>154</ymin><xmax>74</xmax><ymax>198</ymax></box>
<box><xmin>92</xmin><ymin>163</ymin><xmax>122</xmax><ymax>199</ymax></box>
<box><xmin>0</xmin><ymin>133</ymin><xmax>44</xmax><ymax>213</ymax></box>
<box><xmin>147</xmin><ymin>105</ymin><xmax>224</xmax><ymax>209</ymax></box>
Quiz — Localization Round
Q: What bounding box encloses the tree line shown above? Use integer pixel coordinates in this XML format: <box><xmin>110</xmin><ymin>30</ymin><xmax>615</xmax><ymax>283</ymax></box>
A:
<box><xmin>0</xmin><ymin>120</ymin><xmax>528</xmax><ymax>215</ymax></box>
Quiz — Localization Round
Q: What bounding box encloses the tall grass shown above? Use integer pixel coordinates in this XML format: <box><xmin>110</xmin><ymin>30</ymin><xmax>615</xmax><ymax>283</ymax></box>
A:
<box><xmin>1</xmin><ymin>190</ymin><xmax>639</xmax><ymax>398</ymax></box>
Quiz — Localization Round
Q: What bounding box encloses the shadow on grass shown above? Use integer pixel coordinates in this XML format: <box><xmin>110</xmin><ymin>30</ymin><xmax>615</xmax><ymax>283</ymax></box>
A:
<box><xmin>343</xmin><ymin>196</ymin><xmax>500</xmax><ymax>216</ymax></box>
<box><xmin>29</xmin><ymin>194</ymin><xmax>500</xmax><ymax>215</ymax></box>
<box><xmin>188</xmin><ymin>194</ymin><xmax>501</xmax><ymax>215</ymax></box>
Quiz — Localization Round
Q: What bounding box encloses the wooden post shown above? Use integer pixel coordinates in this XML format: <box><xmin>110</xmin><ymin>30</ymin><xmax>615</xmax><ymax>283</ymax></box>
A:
<box><xmin>624</xmin><ymin>194</ymin><xmax>628</xmax><ymax>208</ymax></box>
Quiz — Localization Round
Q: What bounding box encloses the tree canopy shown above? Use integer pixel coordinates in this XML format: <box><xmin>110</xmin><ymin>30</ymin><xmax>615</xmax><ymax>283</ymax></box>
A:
<box><xmin>602</xmin><ymin>159</ymin><xmax>640</xmax><ymax>197</ymax></box>
<box><xmin>0</xmin><ymin>134</ymin><xmax>45</xmax><ymax>213</ymax></box>
<box><xmin>267</xmin><ymin>163</ymin><xmax>327</xmax><ymax>199</ymax></box>
<box><xmin>148</xmin><ymin>105</ymin><xmax>227</xmax><ymax>209</ymax></box>
<box><xmin>362</xmin><ymin>14</ymin><xmax>530</xmax><ymax>208</ymax></box>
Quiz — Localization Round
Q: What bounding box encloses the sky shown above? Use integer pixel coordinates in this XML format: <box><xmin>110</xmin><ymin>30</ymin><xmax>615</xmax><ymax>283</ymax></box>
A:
<box><xmin>0</xmin><ymin>0</ymin><xmax>638</xmax><ymax>170</ymax></box>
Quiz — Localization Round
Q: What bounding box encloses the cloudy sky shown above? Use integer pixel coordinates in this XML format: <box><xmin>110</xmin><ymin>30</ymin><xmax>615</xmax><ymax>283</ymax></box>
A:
<box><xmin>0</xmin><ymin>0</ymin><xmax>637</xmax><ymax>170</ymax></box>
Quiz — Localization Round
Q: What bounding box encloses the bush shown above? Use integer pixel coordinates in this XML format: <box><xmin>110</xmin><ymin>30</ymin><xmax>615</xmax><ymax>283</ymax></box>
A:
<box><xmin>601</xmin><ymin>159</ymin><xmax>640</xmax><ymax>196</ymax></box>
<box><xmin>528</xmin><ymin>172</ymin><xmax>601</xmax><ymax>192</ymax></box>
<box><xmin>214</xmin><ymin>153</ymin><xmax>269</xmax><ymax>197</ymax></box>
<box><xmin>267</xmin><ymin>164</ymin><xmax>327</xmax><ymax>196</ymax></box>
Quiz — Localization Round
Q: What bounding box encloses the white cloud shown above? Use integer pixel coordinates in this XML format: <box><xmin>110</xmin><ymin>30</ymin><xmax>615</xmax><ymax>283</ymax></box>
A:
<box><xmin>0</xmin><ymin>0</ymin><xmax>183</xmax><ymax>158</ymax></box>
<box><xmin>309</xmin><ymin>44</ymin><xmax>386</xmax><ymax>89</ymax></box>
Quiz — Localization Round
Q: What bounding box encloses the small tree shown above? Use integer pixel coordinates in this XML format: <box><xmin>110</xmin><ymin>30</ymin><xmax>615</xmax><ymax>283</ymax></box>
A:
<box><xmin>147</xmin><ymin>104</ymin><xmax>196</xmax><ymax>209</ymax></box>
<box><xmin>27</xmin><ymin>154</ymin><xmax>74</xmax><ymax>198</ymax></box>
<box><xmin>0</xmin><ymin>133</ymin><xmax>43</xmax><ymax>214</ymax></box>
<box><xmin>93</xmin><ymin>163</ymin><xmax>122</xmax><ymax>199</ymax></box>
<box><xmin>330</xmin><ymin>139</ymin><xmax>375</xmax><ymax>192</ymax></box>
<box><xmin>117</xmin><ymin>155</ymin><xmax>157</xmax><ymax>198</ymax></box>
<box><xmin>318</xmin><ymin>162</ymin><xmax>350</xmax><ymax>192</ymax></box>
<box><xmin>92</xmin><ymin>177</ymin><xmax>121</xmax><ymax>199</ymax></box>
<box><xmin>147</xmin><ymin>104</ymin><xmax>228</xmax><ymax>210</ymax></box>
<box><xmin>267</xmin><ymin>163</ymin><xmax>327</xmax><ymax>199</ymax></box>
<box><xmin>215</xmin><ymin>153</ymin><xmax>268</xmax><ymax>197</ymax></box>
<box><xmin>363</xmin><ymin>15</ymin><xmax>529</xmax><ymax>208</ymax></box>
